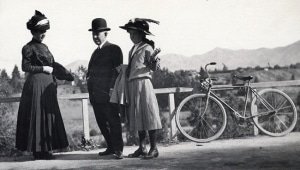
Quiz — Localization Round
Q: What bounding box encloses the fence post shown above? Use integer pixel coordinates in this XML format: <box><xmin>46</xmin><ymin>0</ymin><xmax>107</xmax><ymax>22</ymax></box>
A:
<box><xmin>168</xmin><ymin>93</ymin><xmax>177</xmax><ymax>141</ymax></box>
<box><xmin>81</xmin><ymin>98</ymin><xmax>90</xmax><ymax>140</ymax></box>
<box><xmin>250</xmin><ymin>89</ymin><xmax>259</xmax><ymax>136</ymax></box>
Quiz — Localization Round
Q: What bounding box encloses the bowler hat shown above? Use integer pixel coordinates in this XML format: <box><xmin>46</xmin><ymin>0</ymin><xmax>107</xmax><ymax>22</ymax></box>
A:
<box><xmin>27</xmin><ymin>10</ymin><xmax>50</xmax><ymax>31</ymax></box>
<box><xmin>120</xmin><ymin>19</ymin><xmax>153</xmax><ymax>35</ymax></box>
<box><xmin>88</xmin><ymin>18</ymin><xmax>111</xmax><ymax>32</ymax></box>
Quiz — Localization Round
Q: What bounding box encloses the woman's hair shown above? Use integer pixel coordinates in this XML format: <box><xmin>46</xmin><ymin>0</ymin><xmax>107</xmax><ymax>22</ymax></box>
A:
<box><xmin>142</xmin><ymin>35</ymin><xmax>155</xmax><ymax>49</ymax></box>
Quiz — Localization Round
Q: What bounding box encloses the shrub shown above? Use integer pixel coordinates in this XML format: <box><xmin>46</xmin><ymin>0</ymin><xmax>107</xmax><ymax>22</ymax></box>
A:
<box><xmin>156</xmin><ymin>115</ymin><xmax>169</xmax><ymax>142</ymax></box>
<box><xmin>0</xmin><ymin>103</ymin><xmax>17</xmax><ymax>156</ymax></box>
<box><xmin>89</xmin><ymin>128</ymin><xmax>99</xmax><ymax>136</ymax></box>
<box><xmin>66</xmin><ymin>133</ymin><xmax>81</xmax><ymax>151</ymax></box>
<box><xmin>0</xmin><ymin>78</ymin><xmax>16</xmax><ymax>156</ymax></box>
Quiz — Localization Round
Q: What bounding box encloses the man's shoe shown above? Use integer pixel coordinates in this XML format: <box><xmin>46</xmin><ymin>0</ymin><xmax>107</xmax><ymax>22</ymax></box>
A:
<box><xmin>98</xmin><ymin>149</ymin><xmax>114</xmax><ymax>156</ymax></box>
<box><xmin>114</xmin><ymin>151</ymin><xmax>124</xmax><ymax>159</ymax></box>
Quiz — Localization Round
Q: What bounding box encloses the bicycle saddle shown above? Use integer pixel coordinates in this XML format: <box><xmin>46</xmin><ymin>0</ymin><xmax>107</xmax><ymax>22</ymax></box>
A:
<box><xmin>233</xmin><ymin>75</ymin><xmax>253</xmax><ymax>81</ymax></box>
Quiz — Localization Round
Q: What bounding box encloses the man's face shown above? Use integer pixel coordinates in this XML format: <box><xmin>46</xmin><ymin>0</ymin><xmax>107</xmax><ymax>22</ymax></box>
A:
<box><xmin>92</xmin><ymin>31</ymin><xmax>106</xmax><ymax>45</ymax></box>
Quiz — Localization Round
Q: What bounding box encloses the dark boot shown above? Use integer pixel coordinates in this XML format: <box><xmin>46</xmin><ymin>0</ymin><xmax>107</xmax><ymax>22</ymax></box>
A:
<box><xmin>33</xmin><ymin>152</ymin><xmax>41</xmax><ymax>159</ymax></box>
<box><xmin>128</xmin><ymin>131</ymin><xmax>148</xmax><ymax>158</ymax></box>
<box><xmin>144</xmin><ymin>130</ymin><xmax>159</xmax><ymax>159</ymax></box>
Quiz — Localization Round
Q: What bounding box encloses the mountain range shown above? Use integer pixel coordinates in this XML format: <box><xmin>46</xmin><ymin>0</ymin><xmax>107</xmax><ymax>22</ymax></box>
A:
<box><xmin>66</xmin><ymin>40</ymin><xmax>300</xmax><ymax>72</ymax></box>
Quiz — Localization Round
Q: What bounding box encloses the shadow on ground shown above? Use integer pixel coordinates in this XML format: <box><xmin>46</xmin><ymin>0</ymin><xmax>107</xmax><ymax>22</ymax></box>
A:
<box><xmin>1</xmin><ymin>132</ymin><xmax>300</xmax><ymax>169</ymax></box>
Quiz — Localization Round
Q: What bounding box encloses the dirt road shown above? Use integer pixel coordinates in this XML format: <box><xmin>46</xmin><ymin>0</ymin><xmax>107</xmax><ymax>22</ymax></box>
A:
<box><xmin>1</xmin><ymin>132</ymin><xmax>300</xmax><ymax>170</ymax></box>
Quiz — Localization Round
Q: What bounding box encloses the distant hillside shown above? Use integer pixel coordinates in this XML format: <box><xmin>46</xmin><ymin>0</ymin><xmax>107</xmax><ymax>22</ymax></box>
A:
<box><xmin>65</xmin><ymin>40</ymin><xmax>300</xmax><ymax>72</ymax></box>
<box><xmin>160</xmin><ymin>40</ymin><xmax>300</xmax><ymax>71</ymax></box>
<box><xmin>65</xmin><ymin>60</ymin><xmax>88</xmax><ymax>72</ymax></box>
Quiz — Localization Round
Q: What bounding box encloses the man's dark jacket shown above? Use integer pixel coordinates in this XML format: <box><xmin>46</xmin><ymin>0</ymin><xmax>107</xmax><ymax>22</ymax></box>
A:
<box><xmin>87</xmin><ymin>41</ymin><xmax>123</xmax><ymax>103</ymax></box>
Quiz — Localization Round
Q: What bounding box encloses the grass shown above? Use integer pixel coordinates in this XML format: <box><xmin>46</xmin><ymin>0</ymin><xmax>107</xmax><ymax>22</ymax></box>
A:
<box><xmin>58</xmin><ymin>99</ymin><xmax>100</xmax><ymax>137</ymax></box>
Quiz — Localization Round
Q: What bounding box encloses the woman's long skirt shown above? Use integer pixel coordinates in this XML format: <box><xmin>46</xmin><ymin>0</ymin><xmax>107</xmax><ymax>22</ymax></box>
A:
<box><xmin>128</xmin><ymin>78</ymin><xmax>162</xmax><ymax>131</ymax></box>
<box><xmin>16</xmin><ymin>73</ymin><xmax>69</xmax><ymax>152</ymax></box>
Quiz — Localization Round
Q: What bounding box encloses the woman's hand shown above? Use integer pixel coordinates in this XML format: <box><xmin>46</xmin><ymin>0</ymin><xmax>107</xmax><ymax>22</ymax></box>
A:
<box><xmin>43</xmin><ymin>66</ymin><xmax>53</xmax><ymax>74</ymax></box>
<box><xmin>109</xmin><ymin>88</ymin><xmax>113</xmax><ymax>96</ymax></box>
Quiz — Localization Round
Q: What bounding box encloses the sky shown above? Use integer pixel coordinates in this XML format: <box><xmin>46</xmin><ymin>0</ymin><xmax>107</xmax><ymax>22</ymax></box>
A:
<box><xmin>1</xmin><ymin>0</ymin><xmax>300</xmax><ymax>74</ymax></box>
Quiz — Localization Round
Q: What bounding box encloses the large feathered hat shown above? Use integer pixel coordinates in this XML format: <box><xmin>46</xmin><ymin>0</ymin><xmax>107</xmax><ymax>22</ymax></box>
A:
<box><xmin>120</xmin><ymin>18</ymin><xmax>159</xmax><ymax>36</ymax></box>
<box><xmin>27</xmin><ymin>10</ymin><xmax>50</xmax><ymax>31</ymax></box>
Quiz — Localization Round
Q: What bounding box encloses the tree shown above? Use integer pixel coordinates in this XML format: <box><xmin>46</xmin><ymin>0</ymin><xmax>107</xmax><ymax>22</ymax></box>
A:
<box><xmin>297</xmin><ymin>91</ymin><xmax>300</xmax><ymax>108</ymax></box>
<box><xmin>222</xmin><ymin>63</ymin><xmax>228</xmax><ymax>71</ymax></box>
<box><xmin>76</xmin><ymin>65</ymin><xmax>87</xmax><ymax>81</ymax></box>
<box><xmin>199</xmin><ymin>67</ymin><xmax>206</xmax><ymax>79</ymax></box>
<box><xmin>254</xmin><ymin>65</ymin><xmax>261</xmax><ymax>70</ymax></box>
<box><xmin>1</xmin><ymin>69</ymin><xmax>9</xmax><ymax>79</ymax></box>
<box><xmin>291</xmin><ymin>74</ymin><xmax>295</xmax><ymax>80</ymax></box>
<box><xmin>274</xmin><ymin>65</ymin><xmax>281</xmax><ymax>70</ymax></box>
<box><xmin>11</xmin><ymin>65</ymin><xmax>21</xmax><ymax>79</ymax></box>
<box><xmin>75</xmin><ymin>65</ymin><xmax>88</xmax><ymax>92</ymax></box>
<box><xmin>254</xmin><ymin>76</ymin><xmax>259</xmax><ymax>83</ymax></box>
<box><xmin>10</xmin><ymin>65</ymin><xmax>23</xmax><ymax>93</ymax></box>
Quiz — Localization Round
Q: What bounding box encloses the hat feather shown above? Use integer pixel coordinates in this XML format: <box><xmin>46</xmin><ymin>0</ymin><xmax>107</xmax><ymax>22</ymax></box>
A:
<box><xmin>131</xmin><ymin>18</ymin><xmax>160</xmax><ymax>25</ymax></box>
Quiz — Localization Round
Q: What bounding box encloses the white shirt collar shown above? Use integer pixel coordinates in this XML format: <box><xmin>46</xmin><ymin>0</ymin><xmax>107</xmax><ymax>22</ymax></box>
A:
<box><xmin>132</xmin><ymin>41</ymin><xmax>143</xmax><ymax>54</ymax></box>
<box><xmin>99</xmin><ymin>40</ymin><xmax>107</xmax><ymax>49</ymax></box>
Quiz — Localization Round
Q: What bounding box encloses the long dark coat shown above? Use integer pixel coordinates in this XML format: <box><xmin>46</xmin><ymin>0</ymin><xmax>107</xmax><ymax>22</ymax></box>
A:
<box><xmin>15</xmin><ymin>39</ymin><xmax>69</xmax><ymax>152</ymax></box>
<box><xmin>87</xmin><ymin>41</ymin><xmax>123</xmax><ymax>104</ymax></box>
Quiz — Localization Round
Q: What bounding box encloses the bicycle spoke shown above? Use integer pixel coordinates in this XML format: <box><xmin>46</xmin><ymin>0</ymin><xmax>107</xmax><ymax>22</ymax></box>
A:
<box><xmin>275</xmin><ymin>97</ymin><xmax>287</xmax><ymax>110</ymax></box>
<box><xmin>200</xmin><ymin>115</ymin><xmax>216</xmax><ymax>133</ymax></box>
<box><xmin>257</xmin><ymin>94</ymin><xmax>274</xmax><ymax>111</ymax></box>
<box><xmin>274</xmin><ymin>115</ymin><xmax>289</xmax><ymax>129</ymax></box>
<box><xmin>251</xmin><ymin>88</ymin><xmax>297</xmax><ymax>137</ymax></box>
<box><xmin>176</xmin><ymin>94</ymin><xmax>227</xmax><ymax>142</ymax></box>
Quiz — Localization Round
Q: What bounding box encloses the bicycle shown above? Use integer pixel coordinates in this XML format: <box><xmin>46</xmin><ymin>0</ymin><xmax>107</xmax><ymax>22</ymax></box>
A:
<box><xmin>175</xmin><ymin>62</ymin><xmax>298</xmax><ymax>143</ymax></box>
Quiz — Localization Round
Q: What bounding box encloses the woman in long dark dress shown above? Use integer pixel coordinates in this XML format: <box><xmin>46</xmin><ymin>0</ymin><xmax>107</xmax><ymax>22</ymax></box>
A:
<box><xmin>15</xmin><ymin>10</ymin><xmax>68</xmax><ymax>159</ymax></box>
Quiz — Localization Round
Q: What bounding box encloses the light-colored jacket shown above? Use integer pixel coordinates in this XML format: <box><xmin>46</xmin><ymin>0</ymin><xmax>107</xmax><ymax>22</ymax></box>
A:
<box><xmin>110</xmin><ymin>65</ymin><xmax>128</xmax><ymax>105</ymax></box>
<box><xmin>128</xmin><ymin>42</ymin><xmax>159</xmax><ymax>81</ymax></box>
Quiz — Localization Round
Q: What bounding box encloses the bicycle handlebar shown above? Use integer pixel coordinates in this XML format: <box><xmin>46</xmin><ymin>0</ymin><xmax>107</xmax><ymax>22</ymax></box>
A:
<box><xmin>199</xmin><ymin>62</ymin><xmax>217</xmax><ymax>91</ymax></box>
<box><xmin>204</xmin><ymin>62</ymin><xmax>217</xmax><ymax>79</ymax></box>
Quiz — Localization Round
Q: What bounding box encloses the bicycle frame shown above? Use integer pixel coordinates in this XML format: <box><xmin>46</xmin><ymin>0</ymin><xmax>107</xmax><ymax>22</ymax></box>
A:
<box><xmin>206</xmin><ymin>84</ymin><xmax>255</xmax><ymax>119</ymax></box>
<box><xmin>201</xmin><ymin>63</ymin><xmax>277</xmax><ymax>120</ymax></box>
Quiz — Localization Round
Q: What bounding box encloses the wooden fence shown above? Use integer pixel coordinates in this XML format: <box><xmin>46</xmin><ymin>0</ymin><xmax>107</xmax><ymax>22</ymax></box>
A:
<box><xmin>1</xmin><ymin>80</ymin><xmax>300</xmax><ymax>141</ymax></box>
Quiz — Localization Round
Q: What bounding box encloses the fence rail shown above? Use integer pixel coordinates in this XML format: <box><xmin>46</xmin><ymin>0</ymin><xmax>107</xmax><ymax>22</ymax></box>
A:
<box><xmin>1</xmin><ymin>80</ymin><xmax>300</xmax><ymax>141</ymax></box>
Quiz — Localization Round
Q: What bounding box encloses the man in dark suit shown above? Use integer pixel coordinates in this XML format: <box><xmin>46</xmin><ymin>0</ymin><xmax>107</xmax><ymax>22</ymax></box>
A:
<box><xmin>87</xmin><ymin>18</ymin><xmax>124</xmax><ymax>159</ymax></box>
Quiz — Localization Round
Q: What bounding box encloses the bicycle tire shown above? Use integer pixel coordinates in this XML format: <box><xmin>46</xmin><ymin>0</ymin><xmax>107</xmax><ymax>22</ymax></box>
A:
<box><xmin>175</xmin><ymin>94</ymin><xmax>227</xmax><ymax>143</ymax></box>
<box><xmin>250</xmin><ymin>88</ymin><xmax>297</xmax><ymax>137</ymax></box>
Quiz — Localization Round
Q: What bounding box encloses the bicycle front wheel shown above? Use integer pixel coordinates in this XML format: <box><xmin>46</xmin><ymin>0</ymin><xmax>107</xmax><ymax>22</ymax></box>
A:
<box><xmin>251</xmin><ymin>88</ymin><xmax>297</xmax><ymax>137</ymax></box>
<box><xmin>175</xmin><ymin>94</ymin><xmax>227</xmax><ymax>143</ymax></box>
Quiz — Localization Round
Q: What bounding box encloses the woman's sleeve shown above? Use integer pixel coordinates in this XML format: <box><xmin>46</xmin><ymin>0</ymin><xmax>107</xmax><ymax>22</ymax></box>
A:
<box><xmin>22</xmin><ymin>45</ymin><xmax>44</xmax><ymax>73</ymax></box>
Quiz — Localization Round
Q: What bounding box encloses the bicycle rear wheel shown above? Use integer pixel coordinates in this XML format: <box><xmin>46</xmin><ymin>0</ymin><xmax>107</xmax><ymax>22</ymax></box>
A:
<box><xmin>175</xmin><ymin>94</ymin><xmax>227</xmax><ymax>143</ymax></box>
<box><xmin>251</xmin><ymin>88</ymin><xmax>297</xmax><ymax>136</ymax></box>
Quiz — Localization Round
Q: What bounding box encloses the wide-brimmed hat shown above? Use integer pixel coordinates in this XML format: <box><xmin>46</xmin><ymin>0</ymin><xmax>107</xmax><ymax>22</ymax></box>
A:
<box><xmin>88</xmin><ymin>18</ymin><xmax>111</xmax><ymax>32</ymax></box>
<box><xmin>27</xmin><ymin>10</ymin><xmax>50</xmax><ymax>31</ymax></box>
<box><xmin>119</xmin><ymin>18</ymin><xmax>159</xmax><ymax>36</ymax></box>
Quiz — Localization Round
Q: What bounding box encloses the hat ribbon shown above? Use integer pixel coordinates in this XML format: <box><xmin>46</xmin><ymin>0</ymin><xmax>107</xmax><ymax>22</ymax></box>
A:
<box><xmin>35</xmin><ymin>19</ymin><xmax>49</xmax><ymax>26</ymax></box>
